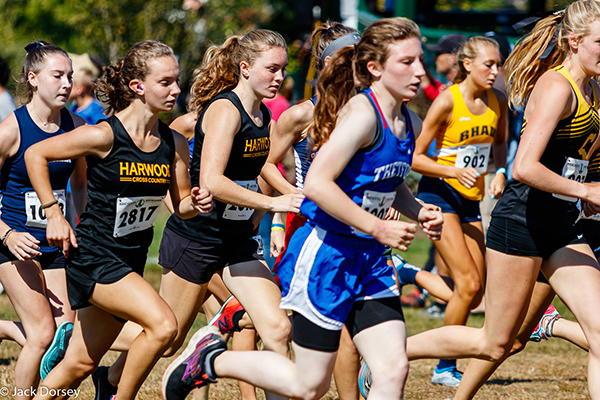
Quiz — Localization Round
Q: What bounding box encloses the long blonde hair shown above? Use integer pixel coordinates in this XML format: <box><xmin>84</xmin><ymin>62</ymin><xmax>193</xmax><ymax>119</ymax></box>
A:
<box><xmin>311</xmin><ymin>17</ymin><xmax>420</xmax><ymax>149</ymax></box>
<box><xmin>189</xmin><ymin>30</ymin><xmax>287</xmax><ymax>114</ymax></box>
<box><xmin>504</xmin><ymin>0</ymin><xmax>600</xmax><ymax>109</ymax></box>
<box><xmin>454</xmin><ymin>36</ymin><xmax>499</xmax><ymax>84</ymax></box>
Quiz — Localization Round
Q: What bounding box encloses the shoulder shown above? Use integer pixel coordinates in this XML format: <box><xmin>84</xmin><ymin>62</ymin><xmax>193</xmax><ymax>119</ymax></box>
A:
<box><xmin>169</xmin><ymin>112</ymin><xmax>197</xmax><ymax>141</ymax></box>
<box><xmin>341</xmin><ymin>93</ymin><xmax>378</xmax><ymax>125</ymax></box>
<box><xmin>171</xmin><ymin>128</ymin><xmax>189</xmax><ymax>149</ymax></box>
<box><xmin>280</xmin><ymin>100</ymin><xmax>314</xmax><ymax>126</ymax></box>
<box><xmin>204</xmin><ymin>97</ymin><xmax>242</xmax><ymax>121</ymax></box>
<box><xmin>0</xmin><ymin>112</ymin><xmax>20</xmax><ymax>152</ymax></box>
<box><xmin>426</xmin><ymin>87</ymin><xmax>454</xmax><ymax>117</ymax></box>
<box><xmin>535</xmin><ymin>70</ymin><xmax>575</xmax><ymax>100</ymax></box>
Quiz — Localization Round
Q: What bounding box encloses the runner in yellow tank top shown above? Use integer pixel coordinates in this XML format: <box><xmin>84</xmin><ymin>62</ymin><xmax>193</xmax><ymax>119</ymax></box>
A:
<box><xmin>412</xmin><ymin>36</ymin><xmax>508</xmax><ymax>387</ymax></box>
<box><xmin>434</xmin><ymin>83</ymin><xmax>500</xmax><ymax>200</ymax></box>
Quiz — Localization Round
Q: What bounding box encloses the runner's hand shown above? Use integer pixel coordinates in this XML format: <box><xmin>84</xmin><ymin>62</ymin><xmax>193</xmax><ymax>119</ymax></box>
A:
<box><xmin>5</xmin><ymin>231</ymin><xmax>41</xmax><ymax>261</ymax></box>
<box><xmin>454</xmin><ymin>167</ymin><xmax>480</xmax><ymax>189</ymax></box>
<box><xmin>372</xmin><ymin>220</ymin><xmax>416</xmax><ymax>251</ymax></box>
<box><xmin>270</xmin><ymin>193</ymin><xmax>304</xmax><ymax>213</ymax></box>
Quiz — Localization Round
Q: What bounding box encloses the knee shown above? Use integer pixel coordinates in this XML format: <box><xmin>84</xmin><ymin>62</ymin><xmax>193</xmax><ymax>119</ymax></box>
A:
<box><xmin>372</xmin><ymin>359</ymin><xmax>409</xmax><ymax>391</ymax></box>
<box><xmin>482</xmin><ymin>339</ymin><xmax>512</xmax><ymax>362</ymax></box>
<box><xmin>27</xmin><ymin>322</ymin><xmax>56</xmax><ymax>352</ymax></box>
<box><xmin>291</xmin><ymin>381</ymin><xmax>331</xmax><ymax>400</ymax></box>
<box><xmin>455</xmin><ymin>275</ymin><xmax>482</xmax><ymax>300</ymax></box>
<box><xmin>60</xmin><ymin>353</ymin><xmax>97</xmax><ymax>379</ymax></box>
<box><xmin>148</xmin><ymin>314</ymin><xmax>178</xmax><ymax>349</ymax></box>
<box><xmin>259</xmin><ymin>316</ymin><xmax>291</xmax><ymax>350</ymax></box>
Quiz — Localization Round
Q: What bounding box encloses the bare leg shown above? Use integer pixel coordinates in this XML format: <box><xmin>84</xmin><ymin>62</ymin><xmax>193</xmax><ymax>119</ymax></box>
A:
<box><xmin>43</xmin><ymin>268</ymin><xmax>75</xmax><ymax>326</ymax></box>
<box><xmin>407</xmin><ymin>249</ymin><xmax>541</xmax><ymax>362</ymax></box>
<box><xmin>415</xmin><ymin>270</ymin><xmax>453</xmax><ymax>303</ymax></box>
<box><xmin>35</xmin><ymin>273</ymin><xmax>177</xmax><ymax>400</ymax></box>
<box><xmin>0</xmin><ymin>320</ymin><xmax>26</xmax><ymax>346</ymax></box>
<box><xmin>453</xmin><ymin>281</ymin><xmax>555</xmax><ymax>400</ymax></box>
<box><xmin>232</xmin><ymin>329</ymin><xmax>258</xmax><ymax>400</ymax></box>
<box><xmin>334</xmin><ymin>326</ymin><xmax>360</xmax><ymax>400</ymax></box>
<box><xmin>0</xmin><ymin>260</ymin><xmax>55</xmax><ymax>400</ymax></box>
<box><xmin>544</xmin><ymin>244</ymin><xmax>600</xmax><ymax>399</ymax></box>
<box><xmin>552</xmin><ymin>317</ymin><xmax>589</xmax><ymax>351</ymax></box>
<box><xmin>222</xmin><ymin>260</ymin><xmax>291</xmax><ymax>400</ymax></box>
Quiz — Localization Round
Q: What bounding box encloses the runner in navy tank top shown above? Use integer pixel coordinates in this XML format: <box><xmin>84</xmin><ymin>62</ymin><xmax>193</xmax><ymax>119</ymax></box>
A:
<box><xmin>0</xmin><ymin>41</ymin><xmax>86</xmax><ymax>399</ymax></box>
<box><xmin>25</xmin><ymin>41</ymin><xmax>211</xmax><ymax>400</ymax></box>
<box><xmin>160</xmin><ymin>18</ymin><xmax>442</xmax><ymax>400</ymax></box>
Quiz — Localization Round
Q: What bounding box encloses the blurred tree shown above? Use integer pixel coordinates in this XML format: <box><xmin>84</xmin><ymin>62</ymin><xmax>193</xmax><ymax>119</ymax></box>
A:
<box><xmin>0</xmin><ymin>0</ymin><xmax>291</xmax><ymax>109</ymax></box>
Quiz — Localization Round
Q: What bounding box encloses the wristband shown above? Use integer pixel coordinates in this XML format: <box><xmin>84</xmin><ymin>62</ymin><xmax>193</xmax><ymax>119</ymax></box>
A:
<box><xmin>2</xmin><ymin>228</ymin><xmax>14</xmax><ymax>246</ymax></box>
<box><xmin>496</xmin><ymin>167</ymin><xmax>507</xmax><ymax>177</ymax></box>
<box><xmin>41</xmin><ymin>199</ymin><xmax>59</xmax><ymax>209</ymax></box>
<box><xmin>271</xmin><ymin>223</ymin><xmax>285</xmax><ymax>232</ymax></box>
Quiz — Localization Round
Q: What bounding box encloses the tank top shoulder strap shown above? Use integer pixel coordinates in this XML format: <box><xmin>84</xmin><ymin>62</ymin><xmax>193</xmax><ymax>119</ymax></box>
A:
<box><xmin>448</xmin><ymin>84</ymin><xmax>469</xmax><ymax>119</ymax></box>
<box><xmin>552</xmin><ymin>65</ymin><xmax>596</xmax><ymax>113</ymax></box>
<box><xmin>401</xmin><ymin>102</ymin><xmax>415</xmax><ymax>143</ymax></box>
<box><xmin>359</xmin><ymin>88</ymin><xmax>385</xmax><ymax>153</ymax></box>
<box><xmin>485</xmin><ymin>88</ymin><xmax>500</xmax><ymax>115</ymax></box>
<box><xmin>59</xmin><ymin>107</ymin><xmax>75</xmax><ymax>131</ymax></box>
<box><xmin>157</xmin><ymin>119</ymin><xmax>176</xmax><ymax>161</ymax></box>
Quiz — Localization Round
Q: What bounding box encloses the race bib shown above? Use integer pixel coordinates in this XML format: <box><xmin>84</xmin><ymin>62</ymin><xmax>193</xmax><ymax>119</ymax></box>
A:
<box><xmin>113</xmin><ymin>196</ymin><xmax>164</xmax><ymax>238</ymax></box>
<box><xmin>554</xmin><ymin>157</ymin><xmax>588</xmax><ymax>202</ymax></box>
<box><xmin>25</xmin><ymin>190</ymin><xmax>66</xmax><ymax>228</ymax></box>
<box><xmin>455</xmin><ymin>143</ymin><xmax>491</xmax><ymax>174</ymax></box>
<box><xmin>222</xmin><ymin>180</ymin><xmax>259</xmax><ymax>220</ymax></box>
<box><xmin>352</xmin><ymin>190</ymin><xmax>396</xmax><ymax>236</ymax></box>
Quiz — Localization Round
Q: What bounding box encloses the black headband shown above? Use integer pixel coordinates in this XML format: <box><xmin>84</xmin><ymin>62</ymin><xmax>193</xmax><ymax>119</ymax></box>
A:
<box><xmin>25</xmin><ymin>41</ymin><xmax>45</xmax><ymax>53</ymax></box>
<box><xmin>320</xmin><ymin>33</ymin><xmax>361</xmax><ymax>63</ymax></box>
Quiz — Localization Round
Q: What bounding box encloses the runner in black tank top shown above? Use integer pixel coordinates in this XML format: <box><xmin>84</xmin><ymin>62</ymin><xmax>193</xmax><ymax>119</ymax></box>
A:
<box><xmin>25</xmin><ymin>41</ymin><xmax>211</xmax><ymax>400</ymax></box>
<box><xmin>0</xmin><ymin>41</ymin><xmax>87</xmax><ymax>400</ymax></box>
<box><xmin>160</xmin><ymin>30</ymin><xmax>303</xmax><ymax>400</ymax></box>
<box><xmin>406</xmin><ymin>5</ymin><xmax>600</xmax><ymax>399</ymax></box>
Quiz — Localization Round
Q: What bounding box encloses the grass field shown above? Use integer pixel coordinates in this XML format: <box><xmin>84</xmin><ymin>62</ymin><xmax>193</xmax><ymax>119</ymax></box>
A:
<box><xmin>0</xmin><ymin>211</ymin><xmax>590</xmax><ymax>399</ymax></box>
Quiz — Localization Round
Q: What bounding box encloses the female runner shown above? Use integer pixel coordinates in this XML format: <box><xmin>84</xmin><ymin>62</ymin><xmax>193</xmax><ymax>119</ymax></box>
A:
<box><xmin>158</xmin><ymin>29</ymin><xmax>302</xmax><ymax>400</ymax></box>
<box><xmin>26</xmin><ymin>40</ymin><xmax>211</xmax><ymax>400</ymax></box>
<box><xmin>411</xmin><ymin>36</ymin><xmax>508</xmax><ymax>386</ymax></box>
<box><xmin>161</xmin><ymin>17</ymin><xmax>443</xmax><ymax>400</ymax></box>
<box><xmin>0</xmin><ymin>41</ymin><xmax>85</xmax><ymax>399</ymax></box>
<box><xmin>407</xmin><ymin>2</ymin><xmax>600</xmax><ymax>398</ymax></box>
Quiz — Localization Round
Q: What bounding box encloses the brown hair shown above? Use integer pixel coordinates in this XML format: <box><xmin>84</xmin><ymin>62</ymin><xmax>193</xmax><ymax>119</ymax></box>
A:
<box><xmin>454</xmin><ymin>36</ymin><xmax>499</xmax><ymax>84</ymax></box>
<box><xmin>95</xmin><ymin>40</ymin><xmax>175</xmax><ymax>114</ymax></box>
<box><xmin>310</xmin><ymin>22</ymin><xmax>359</xmax><ymax>72</ymax></box>
<box><xmin>311</xmin><ymin>17</ymin><xmax>420</xmax><ymax>149</ymax></box>
<box><xmin>18</xmin><ymin>40</ymin><xmax>70</xmax><ymax>104</ymax></box>
<box><xmin>189</xmin><ymin>29</ymin><xmax>287</xmax><ymax>115</ymax></box>
<box><xmin>504</xmin><ymin>0</ymin><xmax>600</xmax><ymax>109</ymax></box>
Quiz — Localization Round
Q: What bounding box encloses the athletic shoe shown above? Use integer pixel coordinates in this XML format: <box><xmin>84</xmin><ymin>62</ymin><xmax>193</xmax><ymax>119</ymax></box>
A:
<box><xmin>357</xmin><ymin>360</ymin><xmax>371</xmax><ymax>399</ymax></box>
<box><xmin>431</xmin><ymin>366</ymin><xmax>462</xmax><ymax>387</ymax></box>
<box><xmin>422</xmin><ymin>303</ymin><xmax>446</xmax><ymax>319</ymax></box>
<box><xmin>401</xmin><ymin>288</ymin><xmax>426</xmax><ymax>308</ymax></box>
<box><xmin>162</xmin><ymin>325</ymin><xmax>227</xmax><ymax>400</ymax></box>
<box><xmin>40</xmin><ymin>321</ymin><xmax>73</xmax><ymax>380</ymax></box>
<box><xmin>530</xmin><ymin>304</ymin><xmax>561</xmax><ymax>342</ymax></box>
<box><xmin>92</xmin><ymin>366</ymin><xmax>118</xmax><ymax>400</ymax></box>
<box><xmin>208</xmin><ymin>295</ymin><xmax>246</xmax><ymax>334</ymax></box>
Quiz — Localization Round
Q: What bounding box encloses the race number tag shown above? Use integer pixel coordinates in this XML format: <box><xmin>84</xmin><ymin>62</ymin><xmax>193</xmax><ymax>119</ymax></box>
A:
<box><xmin>222</xmin><ymin>180</ymin><xmax>259</xmax><ymax>220</ymax></box>
<box><xmin>25</xmin><ymin>190</ymin><xmax>66</xmax><ymax>228</ymax></box>
<box><xmin>554</xmin><ymin>157</ymin><xmax>588</xmax><ymax>202</ymax></box>
<box><xmin>455</xmin><ymin>143</ymin><xmax>492</xmax><ymax>174</ymax></box>
<box><xmin>113</xmin><ymin>196</ymin><xmax>164</xmax><ymax>238</ymax></box>
<box><xmin>352</xmin><ymin>190</ymin><xmax>396</xmax><ymax>236</ymax></box>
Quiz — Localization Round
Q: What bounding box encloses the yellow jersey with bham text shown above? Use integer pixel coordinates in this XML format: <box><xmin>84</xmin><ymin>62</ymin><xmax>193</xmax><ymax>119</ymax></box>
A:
<box><xmin>432</xmin><ymin>84</ymin><xmax>500</xmax><ymax>201</ymax></box>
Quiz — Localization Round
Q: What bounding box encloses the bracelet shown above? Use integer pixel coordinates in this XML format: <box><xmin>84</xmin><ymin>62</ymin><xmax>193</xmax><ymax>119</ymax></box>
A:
<box><xmin>496</xmin><ymin>167</ymin><xmax>507</xmax><ymax>177</ymax></box>
<box><xmin>40</xmin><ymin>199</ymin><xmax>58</xmax><ymax>210</ymax></box>
<box><xmin>2</xmin><ymin>229</ymin><xmax>14</xmax><ymax>247</ymax></box>
<box><xmin>271</xmin><ymin>223</ymin><xmax>285</xmax><ymax>232</ymax></box>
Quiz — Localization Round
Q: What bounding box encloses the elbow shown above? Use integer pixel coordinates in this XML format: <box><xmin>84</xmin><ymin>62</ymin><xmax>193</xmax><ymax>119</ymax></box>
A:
<box><xmin>302</xmin><ymin>178</ymin><xmax>322</xmax><ymax>202</ymax></box>
<box><xmin>511</xmin><ymin>162</ymin><xmax>527</xmax><ymax>183</ymax></box>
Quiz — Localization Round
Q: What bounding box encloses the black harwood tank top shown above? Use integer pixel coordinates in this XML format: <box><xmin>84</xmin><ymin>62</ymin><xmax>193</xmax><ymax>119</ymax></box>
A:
<box><xmin>75</xmin><ymin>116</ymin><xmax>175</xmax><ymax>251</ymax></box>
<box><xmin>166</xmin><ymin>90</ymin><xmax>271</xmax><ymax>245</ymax></box>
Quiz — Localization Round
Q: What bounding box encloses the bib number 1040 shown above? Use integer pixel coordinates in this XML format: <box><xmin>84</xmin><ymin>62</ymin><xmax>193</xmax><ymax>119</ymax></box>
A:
<box><xmin>25</xmin><ymin>190</ymin><xmax>66</xmax><ymax>228</ymax></box>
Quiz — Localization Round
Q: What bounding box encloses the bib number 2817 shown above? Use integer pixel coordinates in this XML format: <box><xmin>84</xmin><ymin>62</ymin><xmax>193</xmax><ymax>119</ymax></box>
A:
<box><xmin>113</xmin><ymin>196</ymin><xmax>164</xmax><ymax>238</ymax></box>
